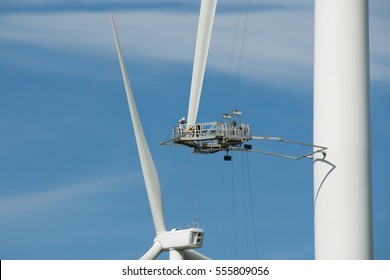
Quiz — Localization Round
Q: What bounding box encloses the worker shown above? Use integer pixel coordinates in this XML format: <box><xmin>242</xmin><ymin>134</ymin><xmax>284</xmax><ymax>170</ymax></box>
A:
<box><xmin>178</xmin><ymin>117</ymin><xmax>186</xmax><ymax>136</ymax></box>
<box><xmin>179</xmin><ymin>117</ymin><xmax>186</xmax><ymax>125</ymax></box>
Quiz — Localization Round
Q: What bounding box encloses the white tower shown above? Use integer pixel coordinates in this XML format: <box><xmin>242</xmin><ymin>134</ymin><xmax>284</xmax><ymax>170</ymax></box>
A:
<box><xmin>313</xmin><ymin>0</ymin><xmax>373</xmax><ymax>259</ymax></box>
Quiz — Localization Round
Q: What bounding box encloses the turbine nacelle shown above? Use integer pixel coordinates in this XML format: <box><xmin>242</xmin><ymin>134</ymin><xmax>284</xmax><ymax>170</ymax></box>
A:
<box><xmin>156</xmin><ymin>228</ymin><xmax>204</xmax><ymax>251</ymax></box>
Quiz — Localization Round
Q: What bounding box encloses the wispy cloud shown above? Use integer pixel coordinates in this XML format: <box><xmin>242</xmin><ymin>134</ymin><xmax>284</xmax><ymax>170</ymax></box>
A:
<box><xmin>0</xmin><ymin>1</ymin><xmax>388</xmax><ymax>89</ymax></box>
<box><xmin>369</xmin><ymin>17</ymin><xmax>390</xmax><ymax>83</ymax></box>
<box><xmin>0</xmin><ymin>0</ymin><xmax>313</xmax><ymax>12</ymax></box>
<box><xmin>0</xmin><ymin>9</ymin><xmax>314</xmax><ymax>89</ymax></box>
<box><xmin>0</xmin><ymin>0</ymin><xmax>198</xmax><ymax>15</ymax></box>
<box><xmin>0</xmin><ymin>171</ymin><xmax>139</xmax><ymax>223</ymax></box>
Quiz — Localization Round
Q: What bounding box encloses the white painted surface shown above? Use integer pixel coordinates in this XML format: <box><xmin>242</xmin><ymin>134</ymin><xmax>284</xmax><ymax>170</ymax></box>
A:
<box><xmin>313</xmin><ymin>0</ymin><xmax>373</xmax><ymax>259</ymax></box>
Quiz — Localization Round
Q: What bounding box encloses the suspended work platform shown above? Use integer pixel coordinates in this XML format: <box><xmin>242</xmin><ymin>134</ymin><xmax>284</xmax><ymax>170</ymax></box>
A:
<box><xmin>168</xmin><ymin>121</ymin><xmax>251</xmax><ymax>154</ymax></box>
<box><xmin>160</xmin><ymin>110</ymin><xmax>327</xmax><ymax>161</ymax></box>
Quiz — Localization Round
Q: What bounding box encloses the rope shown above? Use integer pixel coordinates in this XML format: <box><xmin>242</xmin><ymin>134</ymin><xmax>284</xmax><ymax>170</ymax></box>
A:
<box><xmin>230</xmin><ymin>156</ymin><xmax>238</xmax><ymax>258</ymax></box>
<box><xmin>228</xmin><ymin>0</ymin><xmax>242</xmax><ymax>85</ymax></box>
<box><xmin>246</xmin><ymin>152</ymin><xmax>259</xmax><ymax>259</ymax></box>
<box><xmin>240</xmin><ymin>152</ymin><xmax>250</xmax><ymax>257</ymax></box>
<box><xmin>221</xmin><ymin>161</ymin><xmax>227</xmax><ymax>259</ymax></box>
<box><xmin>185</xmin><ymin>149</ymin><xmax>197</xmax><ymax>220</ymax></box>
<box><xmin>227</xmin><ymin>0</ymin><xmax>251</xmax><ymax>109</ymax></box>
<box><xmin>234</xmin><ymin>0</ymin><xmax>251</xmax><ymax>107</ymax></box>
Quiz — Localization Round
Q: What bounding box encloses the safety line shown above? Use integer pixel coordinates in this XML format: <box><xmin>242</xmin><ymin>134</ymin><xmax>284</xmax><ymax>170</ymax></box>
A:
<box><xmin>246</xmin><ymin>151</ymin><xmax>258</xmax><ymax>259</ymax></box>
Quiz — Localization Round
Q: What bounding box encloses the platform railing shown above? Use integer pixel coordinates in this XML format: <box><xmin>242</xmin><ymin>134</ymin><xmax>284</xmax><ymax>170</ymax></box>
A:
<box><xmin>173</xmin><ymin>122</ymin><xmax>251</xmax><ymax>141</ymax></box>
<box><xmin>173</xmin><ymin>122</ymin><xmax>222</xmax><ymax>138</ymax></box>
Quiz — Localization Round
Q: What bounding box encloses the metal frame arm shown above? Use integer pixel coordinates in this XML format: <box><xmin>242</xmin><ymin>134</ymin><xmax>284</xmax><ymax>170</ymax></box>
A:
<box><xmin>237</xmin><ymin>135</ymin><xmax>328</xmax><ymax>160</ymax></box>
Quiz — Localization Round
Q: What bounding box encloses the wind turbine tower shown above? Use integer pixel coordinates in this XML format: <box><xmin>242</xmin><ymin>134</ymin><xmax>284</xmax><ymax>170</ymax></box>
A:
<box><xmin>313</xmin><ymin>0</ymin><xmax>373</xmax><ymax>259</ymax></box>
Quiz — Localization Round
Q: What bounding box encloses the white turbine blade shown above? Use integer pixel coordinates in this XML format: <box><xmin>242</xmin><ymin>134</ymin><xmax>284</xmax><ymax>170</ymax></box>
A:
<box><xmin>140</xmin><ymin>243</ymin><xmax>164</xmax><ymax>260</ymax></box>
<box><xmin>169</xmin><ymin>250</ymin><xmax>184</xmax><ymax>260</ymax></box>
<box><xmin>183</xmin><ymin>249</ymin><xmax>211</xmax><ymax>260</ymax></box>
<box><xmin>111</xmin><ymin>14</ymin><xmax>166</xmax><ymax>234</ymax></box>
<box><xmin>187</xmin><ymin>0</ymin><xmax>217</xmax><ymax>125</ymax></box>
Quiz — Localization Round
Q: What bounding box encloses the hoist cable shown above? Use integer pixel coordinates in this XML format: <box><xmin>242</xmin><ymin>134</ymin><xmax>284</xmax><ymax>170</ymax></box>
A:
<box><xmin>240</xmin><ymin>152</ymin><xmax>250</xmax><ymax>258</ymax></box>
<box><xmin>231</xmin><ymin>156</ymin><xmax>238</xmax><ymax>258</ymax></box>
<box><xmin>234</xmin><ymin>0</ymin><xmax>251</xmax><ymax>108</ymax></box>
<box><xmin>184</xmin><ymin>149</ymin><xmax>197</xmax><ymax>220</ymax></box>
<box><xmin>221</xmin><ymin>161</ymin><xmax>227</xmax><ymax>259</ymax></box>
<box><xmin>246</xmin><ymin>152</ymin><xmax>258</xmax><ymax>259</ymax></box>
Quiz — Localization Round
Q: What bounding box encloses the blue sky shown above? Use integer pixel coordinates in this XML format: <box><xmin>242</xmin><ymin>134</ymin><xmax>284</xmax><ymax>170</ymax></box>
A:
<box><xmin>0</xmin><ymin>0</ymin><xmax>389</xmax><ymax>260</ymax></box>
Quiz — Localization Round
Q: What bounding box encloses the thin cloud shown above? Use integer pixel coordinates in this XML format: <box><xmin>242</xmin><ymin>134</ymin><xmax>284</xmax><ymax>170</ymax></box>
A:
<box><xmin>0</xmin><ymin>172</ymin><xmax>139</xmax><ymax>223</ymax></box>
<box><xmin>0</xmin><ymin>2</ymin><xmax>388</xmax><ymax>89</ymax></box>
<box><xmin>0</xmin><ymin>9</ymin><xmax>314</xmax><ymax>89</ymax></box>
<box><xmin>0</xmin><ymin>0</ymin><xmax>313</xmax><ymax>13</ymax></box>
<box><xmin>369</xmin><ymin>17</ymin><xmax>390</xmax><ymax>83</ymax></box>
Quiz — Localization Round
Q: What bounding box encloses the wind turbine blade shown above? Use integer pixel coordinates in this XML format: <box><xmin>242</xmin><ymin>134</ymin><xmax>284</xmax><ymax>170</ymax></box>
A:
<box><xmin>187</xmin><ymin>0</ymin><xmax>217</xmax><ymax>125</ymax></box>
<box><xmin>169</xmin><ymin>250</ymin><xmax>184</xmax><ymax>260</ymax></box>
<box><xmin>183</xmin><ymin>249</ymin><xmax>211</xmax><ymax>260</ymax></box>
<box><xmin>140</xmin><ymin>243</ymin><xmax>164</xmax><ymax>260</ymax></box>
<box><xmin>110</xmin><ymin>14</ymin><xmax>166</xmax><ymax>234</ymax></box>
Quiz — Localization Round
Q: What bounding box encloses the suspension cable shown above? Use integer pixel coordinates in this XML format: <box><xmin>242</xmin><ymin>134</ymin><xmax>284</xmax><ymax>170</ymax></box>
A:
<box><xmin>234</xmin><ymin>0</ymin><xmax>251</xmax><ymax>108</ymax></box>
<box><xmin>221</xmin><ymin>160</ymin><xmax>227</xmax><ymax>259</ymax></box>
<box><xmin>240</xmin><ymin>152</ymin><xmax>250</xmax><ymax>257</ymax></box>
<box><xmin>230</xmin><ymin>156</ymin><xmax>238</xmax><ymax>258</ymax></box>
<box><xmin>185</xmin><ymin>149</ymin><xmax>197</xmax><ymax>220</ymax></box>
<box><xmin>246</xmin><ymin>152</ymin><xmax>258</xmax><ymax>259</ymax></box>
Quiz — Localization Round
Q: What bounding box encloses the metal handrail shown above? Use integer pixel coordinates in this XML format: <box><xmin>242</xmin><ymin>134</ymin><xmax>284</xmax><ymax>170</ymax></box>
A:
<box><xmin>173</xmin><ymin>122</ymin><xmax>251</xmax><ymax>140</ymax></box>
